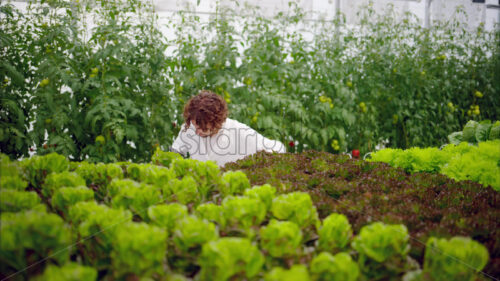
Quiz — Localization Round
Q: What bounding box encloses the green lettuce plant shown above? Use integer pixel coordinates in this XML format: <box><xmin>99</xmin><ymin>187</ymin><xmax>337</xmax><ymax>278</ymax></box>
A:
<box><xmin>423</xmin><ymin>236</ymin><xmax>489</xmax><ymax>281</ymax></box>
<box><xmin>264</xmin><ymin>265</ymin><xmax>311</xmax><ymax>281</ymax></box>
<box><xmin>244</xmin><ymin>184</ymin><xmax>277</xmax><ymax>211</ymax></box>
<box><xmin>198</xmin><ymin>237</ymin><xmax>264</xmax><ymax>281</ymax></box>
<box><xmin>147</xmin><ymin>203</ymin><xmax>189</xmax><ymax>236</ymax></box>
<box><xmin>172</xmin><ymin>215</ymin><xmax>219</xmax><ymax>253</ymax></box>
<box><xmin>42</xmin><ymin>171</ymin><xmax>86</xmax><ymax>198</ymax></box>
<box><xmin>317</xmin><ymin>213</ymin><xmax>352</xmax><ymax>253</ymax></box>
<box><xmin>259</xmin><ymin>219</ymin><xmax>302</xmax><ymax>258</ymax></box>
<box><xmin>69</xmin><ymin>202</ymin><xmax>132</xmax><ymax>267</ymax></box>
<box><xmin>0</xmin><ymin>210</ymin><xmax>72</xmax><ymax>274</ymax></box>
<box><xmin>74</xmin><ymin>162</ymin><xmax>123</xmax><ymax>188</ymax></box>
<box><xmin>151</xmin><ymin>147</ymin><xmax>183</xmax><ymax>167</ymax></box>
<box><xmin>32</xmin><ymin>262</ymin><xmax>97</xmax><ymax>281</ymax></box>
<box><xmin>270</xmin><ymin>192</ymin><xmax>320</xmax><ymax>229</ymax></box>
<box><xmin>164</xmin><ymin>176</ymin><xmax>200</xmax><ymax>205</ymax></box>
<box><xmin>220</xmin><ymin>170</ymin><xmax>251</xmax><ymax>197</ymax></box>
<box><xmin>222</xmin><ymin>195</ymin><xmax>266</xmax><ymax>236</ymax></box>
<box><xmin>196</xmin><ymin>202</ymin><xmax>226</xmax><ymax>228</ymax></box>
<box><xmin>22</xmin><ymin>153</ymin><xmax>69</xmax><ymax>188</ymax></box>
<box><xmin>111</xmin><ymin>183</ymin><xmax>162</xmax><ymax>220</ymax></box>
<box><xmin>51</xmin><ymin>186</ymin><xmax>94</xmax><ymax>214</ymax></box>
<box><xmin>111</xmin><ymin>222</ymin><xmax>167</xmax><ymax>278</ymax></box>
<box><xmin>0</xmin><ymin>190</ymin><xmax>41</xmax><ymax>212</ymax></box>
<box><xmin>351</xmin><ymin>222</ymin><xmax>410</xmax><ymax>279</ymax></box>
<box><xmin>309</xmin><ymin>252</ymin><xmax>359</xmax><ymax>281</ymax></box>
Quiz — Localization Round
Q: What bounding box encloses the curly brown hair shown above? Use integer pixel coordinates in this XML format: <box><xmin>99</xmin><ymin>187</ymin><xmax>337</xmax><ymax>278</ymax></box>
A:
<box><xmin>183</xmin><ymin>90</ymin><xmax>228</xmax><ymax>136</ymax></box>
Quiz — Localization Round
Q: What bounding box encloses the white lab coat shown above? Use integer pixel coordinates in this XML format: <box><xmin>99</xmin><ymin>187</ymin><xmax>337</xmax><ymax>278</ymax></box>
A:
<box><xmin>171</xmin><ymin>118</ymin><xmax>286</xmax><ymax>167</ymax></box>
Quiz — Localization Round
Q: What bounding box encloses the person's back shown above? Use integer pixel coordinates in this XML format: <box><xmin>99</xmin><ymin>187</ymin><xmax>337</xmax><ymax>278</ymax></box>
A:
<box><xmin>171</xmin><ymin>91</ymin><xmax>285</xmax><ymax>167</ymax></box>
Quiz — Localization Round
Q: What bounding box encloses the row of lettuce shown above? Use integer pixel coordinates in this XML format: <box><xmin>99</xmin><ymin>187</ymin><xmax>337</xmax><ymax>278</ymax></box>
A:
<box><xmin>369</xmin><ymin>139</ymin><xmax>500</xmax><ymax>191</ymax></box>
<box><xmin>0</xmin><ymin>150</ymin><xmax>490</xmax><ymax>280</ymax></box>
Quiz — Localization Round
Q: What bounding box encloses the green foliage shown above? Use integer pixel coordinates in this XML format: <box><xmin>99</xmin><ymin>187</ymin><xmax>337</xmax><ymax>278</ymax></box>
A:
<box><xmin>0</xmin><ymin>190</ymin><xmax>41</xmax><ymax>212</ymax></box>
<box><xmin>164</xmin><ymin>176</ymin><xmax>200</xmax><ymax>205</ymax></box>
<box><xmin>198</xmin><ymin>237</ymin><xmax>264</xmax><ymax>281</ymax></box>
<box><xmin>42</xmin><ymin>171</ymin><xmax>86</xmax><ymax>197</ymax></box>
<box><xmin>309</xmin><ymin>252</ymin><xmax>359</xmax><ymax>281</ymax></box>
<box><xmin>69</xmin><ymin>202</ymin><xmax>132</xmax><ymax>265</ymax></box>
<box><xmin>32</xmin><ymin>262</ymin><xmax>97</xmax><ymax>281</ymax></box>
<box><xmin>371</xmin><ymin>140</ymin><xmax>500</xmax><ymax>190</ymax></box>
<box><xmin>352</xmin><ymin>222</ymin><xmax>410</xmax><ymax>263</ymax></box>
<box><xmin>317</xmin><ymin>213</ymin><xmax>352</xmax><ymax>253</ymax></box>
<box><xmin>244</xmin><ymin>184</ymin><xmax>277</xmax><ymax>211</ymax></box>
<box><xmin>0</xmin><ymin>210</ymin><xmax>72</xmax><ymax>273</ymax></box>
<box><xmin>264</xmin><ymin>265</ymin><xmax>311</xmax><ymax>281</ymax></box>
<box><xmin>111</xmin><ymin>183</ymin><xmax>162</xmax><ymax>220</ymax></box>
<box><xmin>270</xmin><ymin>192</ymin><xmax>320</xmax><ymax>229</ymax></box>
<box><xmin>111</xmin><ymin>222</ymin><xmax>167</xmax><ymax>277</ymax></box>
<box><xmin>23</xmin><ymin>153</ymin><xmax>69</xmax><ymax>188</ymax></box>
<box><xmin>449</xmin><ymin>120</ymin><xmax>500</xmax><ymax>144</ymax></box>
<box><xmin>423</xmin><ymin>236</ymin><xmax>489</xmax><ymax>281</ymax></box>
<box><xmin>147</xmin><ymin>203</ymin><xmax>188</xmax><ymax>235</ymax></box>
<box><xmin>196</xmin><ymin>202</ymin><xmax>226</xmax><ymax>228</ymax></box>
<box><xmin>172</xmin><ymin>215</ymin><xmax>218</xmax><ymax>252</ymax></box>
<box><xmin>441</xmin><ymin>140</ymin><xmax>500</xmax><ymax>190</ymax></box>
<box><xmin>0</xmin><ymin>0</ymin><xmax>175</xmax><ymax>162</ymax></box>
<box><xmin>51</xmin><ymin>186</ymin><xmax>94</xmax><ymax>214</ymax></box>
<box><xmin>259</xmin><ymin>220</ymin><xmax>302</xmax><ymax>258</ymax></box>
<box><xmin>74</xmin><ymin>162</ymin><xmax>123</xmax><ymax>188</ymax></box>
<box><xmin>151</xmin><ymin>147</ymin><xmax>182</xmax><ymax>167</ymax></box>
<box><xmin>351</xmin><ymin>222</ymin><xmax>410</xmax><ymax>279</ymax></box>
<box><xmin>0</xmin><ymin>154</ymin><xmax>27</xmax><ymax>190</ymax></box>
<box><xmin>220</xmin><ymin>170</ymin><xmax>251</xmax><ymax>197</ymax></box>
<box><xmin>222</xmin><ymin>195</ymin><xmax>266</xmax><ymax>235</ymax></box>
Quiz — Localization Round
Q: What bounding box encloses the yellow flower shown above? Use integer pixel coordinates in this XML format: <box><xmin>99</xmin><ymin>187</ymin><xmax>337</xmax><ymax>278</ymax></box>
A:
<box><xmin>40</xmin><ymin>79</ymin><xmax>49</xmax><ymax>87</ymax></box>
<box><xmin>346</xmin><ymin>81</ymin><xmax>353</xmax><ymax>88</ymax></box>
<box><xmin>91</xmin><ymin>67</ymin><xmax>99</xmax><ymax>74</ymax></box>
<box><xmin>475</xmin><ymin>91</ymin><xmax>483</xmax><ymax>98</ymax></box>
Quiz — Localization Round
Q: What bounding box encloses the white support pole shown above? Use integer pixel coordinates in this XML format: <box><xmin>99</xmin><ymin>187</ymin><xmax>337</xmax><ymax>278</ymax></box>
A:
<box><xmin>424</xmin><ymin>0</ymin><xmax>433</xmax><ymax>28</ymax></box>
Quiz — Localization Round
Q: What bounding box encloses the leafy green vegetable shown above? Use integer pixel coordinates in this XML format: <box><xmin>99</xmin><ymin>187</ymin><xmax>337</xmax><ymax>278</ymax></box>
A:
<box><xmin>264</xmin><ymin>265</ymin><xmax>311</xmax><ymax>281</ymax></box>
<box><xmin>352</xmin><ymin>222</ymin><xmax>410</xmax><ymax>263</ymax></box>
<box><xmin>111</xmin><ymin>222</ymin><xmax>167</xmax><ymax>277</ymax></box>
<box><xmin>222</xmin><ymin>195</ymin><xmax>266</xmax><ymax>235</ymax></box>
<box><xmin>111</xmin><ymin>183</ymin><xmax>162</xmax><ymax>220</ymax></box>
<box><xmin>270</xmin><ymin>192</ymin><xmax>320</xmax><ymax>229</ymax></box>
<box><xmin>42</xmin><ymin>171</ymin><xmax>86</xmax><ymax>198</ymax></box>
<box><xmin>172</xmin><ymin>215</ymin><xmax>218</xmax><ymax>252</ymax></box>
<box><xmin>151</xmin><ymin>147</ymin><xmax>182</xmax><ymax>167</ymax></box>
<box><xmin>164</xmin><ymin>176</ymin><xmax>199</xmax><ymax>205</ymax></box>
<box><xmin>196</xmin><ymin>202</ymin><xmax>226</xmax><ymax>228</ymax></box>
<box><xmin>32</xmin><ymin>262</ymin><xmax>97</xmax><ymax>281</ymax></box>
<box><xmin>198</xmin><ymin>237</ymin><xmax>264</xmax><ymax>281</ymax></box>
<box><xmin>147</xmin><ymin>203</ymin><xmax>188</xmax><ymax>235</ymax></box>
<box><xmin>51</xmin><ymin>186</ymin><xmax>94</xmax><ymax>214</ymax></box>
<box><xmin>310</xmin><ymin>252</ymin><xmax>359</xmax><ymax>281</ymax></box>
<box><xmin>243</xmin><ymin>184</ymin><xmax>276</xmax><ymax>211</ymax></box>
<box><xmin>0</xmin><ymin>210</ymin><xmax>72</xmax><ymax>271</ymax></box>
<box><xmin>23</xmin><ymin>153</ymin><xmax>69</xmax><ymax>188</ymax></box>
<box><xmin>423</xmin><ymin>236</ymin><xmax>489</xmax><ymax>281</ymax></box>
<box><xmin>220</xmin><ymin>170</ymin><xmax>251</xmax><ymax>197</ymax></box>
<box><xmin>0</xmin><ymin>190</ymin><xmax>41</xmax><ymax>212</ymax></box>
<box><xmin>259</xmin><ymin>219</ymin><xmax>302</xmax><ymax>258</ymax></box>
<box><xmin>317</xmin><ymin>213</ymin><xmax>352</xmax><ymax>252</ymax></box>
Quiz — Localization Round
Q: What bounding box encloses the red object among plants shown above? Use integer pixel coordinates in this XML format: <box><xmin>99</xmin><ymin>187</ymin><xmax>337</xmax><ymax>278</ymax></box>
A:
<box><xmin>352</xmin><ymin>149</ymin><xmax>360</xmax><ymax>158</ymax></box>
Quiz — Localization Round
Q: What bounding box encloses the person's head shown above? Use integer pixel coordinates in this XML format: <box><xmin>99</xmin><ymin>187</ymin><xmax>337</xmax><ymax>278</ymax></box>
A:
<box><xmin>183</xmin><ymin>90</ymin><xmax>228</xmax><ymax>137</ymax></box>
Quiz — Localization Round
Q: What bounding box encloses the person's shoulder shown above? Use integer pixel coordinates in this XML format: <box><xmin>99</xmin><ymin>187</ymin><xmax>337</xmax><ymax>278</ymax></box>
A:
<box><xmin>225</xmin><ymin>118</ymin><xmax>251</xmax><ymax>129</ymax></box>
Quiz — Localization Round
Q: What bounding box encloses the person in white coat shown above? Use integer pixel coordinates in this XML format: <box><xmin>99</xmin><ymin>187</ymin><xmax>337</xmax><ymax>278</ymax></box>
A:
<box><xmin>171</xmin><ymin>90</ymin><xmax>286</xmax><ymax>167</ymax></box>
